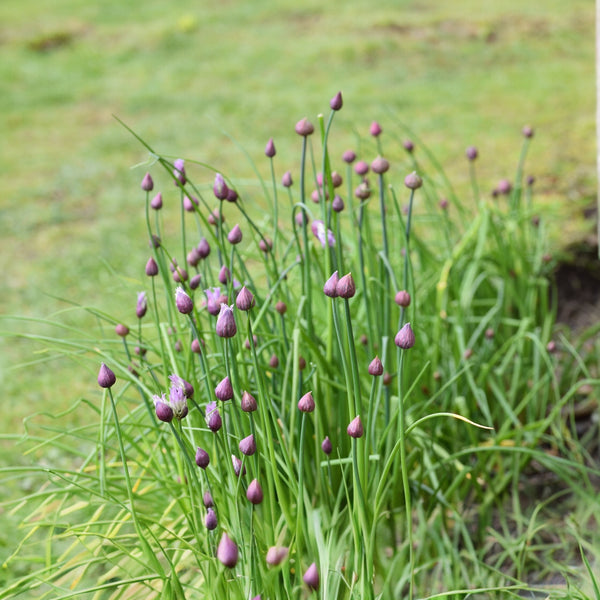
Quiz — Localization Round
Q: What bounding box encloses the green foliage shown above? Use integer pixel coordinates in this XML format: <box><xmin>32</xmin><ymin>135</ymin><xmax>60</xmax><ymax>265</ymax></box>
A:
<box><xmin>2</xmin><ymin>98</ymin><xmax>599</xmax><ymax>598</ymax></box>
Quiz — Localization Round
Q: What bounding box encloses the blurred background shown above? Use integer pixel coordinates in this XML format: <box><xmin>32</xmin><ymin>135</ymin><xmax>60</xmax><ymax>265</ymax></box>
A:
<box><xmin>0</xmin><ymin>0</ymin><xmax>595</xmax><ymax>424</ymax></box>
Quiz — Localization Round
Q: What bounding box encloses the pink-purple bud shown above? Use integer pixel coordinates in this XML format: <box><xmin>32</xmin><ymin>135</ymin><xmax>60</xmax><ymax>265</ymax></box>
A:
<box><xmin>218</xmin><ymin>265</ymin><xmax>230</xmax><ymax>284</ymax></box>
<box><xmin>265</xmin><ymin>137</ymin><xmax>276</xmax><ymax>158</ymax></box>
<box><xmin>141</xmin><ymin>173</ymin><xmax>154</xmax><ymax>192</ymax></box>
<box><xmin>195</xmin><ymin>447</ymin><xmax>210</xmax><ymax>469</ymax></box>
<box><xmin>295</xmin><ymin>118</ymin><xmax>314</xmax><ymax>137</ymax></box>
<box><xmin>371</xmin><ymin>156</ymin><xmax>390</xmax><ymax>174</ymax></box>
<box><xmin>197</xmin><ymin>237</ymin><xmax>211</xmax><ymax>259</ymax></box>
<box><xmin>205</xmin><ymin>508</ymin><xmax>217</xmax><ymax>530</ymax></box>
<box><xmin>343</xmin><ymin>150</ymin><xmax>356</xmax><ymax>163</ymax></box>
<box><xmin>206</xmin><ymin>402</ymin><xmax>222</xmax><ymax>432</ymax></box>
<box><xmin>175</xmin><ymin>287</ymin><xmax>194</xmax><ymax>315</ymax></box>
<box><xmin>395</xmin><ymin>322</ymin><xmax>415</xmax><ymax>349</ymax></box>
<box><xmin>395</xmin><ymin>290</ymin><xmax>411</xmax><ymax>307</ymax></box>
<box><xmin>227</xmin><ymin>224</ymin><xmax>243</xmax><ymax>245</ymax></box>
<box><xmin>236</xmin><ymin>286</ymin><xmax>255</xmax><ymax>311</ymax></box>
<box><xmin>332</xmin><ymin>195</ymin><xmax>344</xmax><ymax>212</ymax></box>
<box><xmin>336</xmin><ymin>273</ymin><xmax>356</xmax><ymax>299</ymax></box>
<box><xmin>216</xmin><ymin>304</ymin><xmax>237</xmax><ymax>338</ymax></box>
<box><xmin>241</xmin><ymin>391</ymin><xmax>257</xmax><ymax>412</ymax></box>
<box><xmin>275</xmin><ymin>301</ymin><xmax>287</xmax><ymax>315</ymax></box>
<box><xmin>215</xmin><ymin>376</ymin><xmax>234</xmax><ymax>401</ymax></box>
<box><xmin>136</xmin><ymin>292</ymin><xmax>147</xmax><ymax>318</ymax></box>
<box><xmin>154</xmin><ymin>395</ymin><xmax>174</xmax><ymax>423</ymax></box>
<box><xmin>282</xmin><ymin>171</ymin><xmax>293</xmax><ymax>187</ymax></box>
<box><xmin>217</xmin><ymin>533</ymin><xmax>239</xmax><ymax>568</ymax></box>
<box><xmin>496</xmin><ymin>179</ymin><xmax>512</xmax><ymax>195</ymax></box>
<box><xmin>303</xmin><ymin>562</ymin><xmax>320</xmax><ymax>590</ymax></box>
<box><xmin>203</xmin><ymin>491</ymin><xmax>214</xmax><ymax>507</ymax></box>
<box><xmin>354</xmin><ymin>160</ymin><xmax>369</xmax><ymax>176</ymax></box>
<box><xmin>226</xmin><ymin>188</ymin><xmax>238</xmax><ymax>203</ymax></box>
<box><xmin>145</xmin><ymin>257</ymin><xmax>159</xmax><ymax>277</ymax></box>
<box><xmin>368</xmin><ymin>356</ymin><xmax>384</xmax><ymax>376</ymax></box>
<box><xmin>239</xmin><ymin>434</ymin><xmax>256</xmax><ymax>456</ymax></box>
<box><xmin>347</xmin><ymin>415</ymin><xmax>364</xmax><ymax>438</ymax></box>
<box><xmin>98</xmin><ymin>363</ymin><xmax>116</xmax><ymax>388</ymax></box>
<box><xmin>321</xmin><ymin>436</ymin><xmax>332</xmax><ymax>455</ymax></box>
<box><xmin>465</xmin><ymin>146</ymin><xmax>478</xmax><ymax>161</ymax></box>
<box><xmin>330</xmin><ymin>91</ymin><xmax>343</xmax><ymax>111</ymax></box>
<box><xmin>231</xmin><ymin>455</ymin><xmax>246</xmax><ymax>477</ymax></box>
<box><xmin>298</xmin><ymin>391</ymin><xmax>315</xmax><ymax>413</ymax></box>
<box><xmin>323</xmin><ymin>271</ymin><xmax>339</xmax><ymax>298</ymax></box>
<box><xmin>150</xmin><ymin>192</ymin><xmax>162</xmax><ymax>210</ymax></box>
<box><xmin>404</xmin><ymin>172</ymin><xmax>423</xmax><ymax>190</ymax></box>
<box><xmin>213</xmin><ymin>173</ymin><xmax>229</xmax><ymax>200</ymax></box>
<box><xmin>173</xmin><ymin>159</ymin><xmax>186</xmax><ymax>185</ymax></box>
<box><xmin>266</xmin><ymin>546</ymin><xmax>289</xmax><ymax>566</ymax></box>
<box><xmin>403</xmin><ymin>139</ymin><xmax>414</xmax><ymax>152</ymax></box>
<box><xmin>259</xmin><ymin>237</ymin><xmax>273</xmax><ymax>253</ymax></box>
<box><xmin>183</xmin><ymin>195</ymin><xmax>198</xmax><ymax>212</ymax></box>
<box><xmin>115</xmin><ymin>323</ymin><xmax>129</xmax><ymax>337</ymax></box>
<box><xmin>370</xmin><ymin>121</ymin><xmax>382</xmax><ymax>137</ymax></box>
<box><xmin>522</xmin><ymin>125</ymin><xmax>534</xmax><ymax>138</ymax></box>
<box><xmin>246</xmin><ymin>478</ymin><xmax>263</xmax><ymax>504</ymax></box>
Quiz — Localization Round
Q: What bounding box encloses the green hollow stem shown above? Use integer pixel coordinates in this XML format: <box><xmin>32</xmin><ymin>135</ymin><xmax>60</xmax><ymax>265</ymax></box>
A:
<box><xmin>298</xmin><ymin>136</ymin><xmax>314</xmax><ymax>340</ymax></box>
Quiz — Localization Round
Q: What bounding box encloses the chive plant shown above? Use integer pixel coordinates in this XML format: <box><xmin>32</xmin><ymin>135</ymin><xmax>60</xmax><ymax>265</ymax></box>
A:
<box><xmin>3</xmin><ymin>95</ymin><xmax>600</xmax><ymax>600</ymax></box>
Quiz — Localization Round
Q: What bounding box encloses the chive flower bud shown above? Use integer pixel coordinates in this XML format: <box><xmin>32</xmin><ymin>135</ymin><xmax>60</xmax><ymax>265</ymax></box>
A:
<box><xmin>298</xmin><ymin>391</ymin><xmax>315</xmax><ymax>413</ymax></box>
<box><xmin>195</xmin><ymin>447</ymin><xmax>210</xmax><ymax>469</ymax></box>
<box><xmin>265</xmin><ymin>137</ymin><xmax>276</xmax><ymax>157</ymax></box>
<box><xmin>197</xmin><ymin>237</ymin><xmax>211</xmax><ymax>258</ymax></box>
<box><xmin>98</xmin><ymin>363</ymin><xmax>116</xmax><ymax>388</ymax></box>
<box><xmin>332</xmin><ymin>195</ymin><xmax>344</xmax><ymax>212</ymax></box>
<box><xmin>175</xmin><ymin>287</ymin><xmax>194</xmax><ymax>315</ymax></box>
<box><xmin>395</xmin><ymin>322</ymin><xmax>415</xmax><ymax>349</ymax></box>
<box><xmin>342</xmin><ymin>150</ymin><xmax>356</xmax><ymax>163</ymax></box>
<box><xmin>115</xmin><ymin>324</ymin><xmax>129</xmax><ymax>337</ymax></box>
<box><xmin>145</xmin><ymin>257</ymin><xmax>159</xmax><ymax>277</ymax></box>
<box><xmin>336</xmin><ymin>273</ymin><xmax>356</xmax><ymax>299</ymax></box>
<box><xmin>205</xmin><ymin>508</ymin><xmax>217</xmax><ymax>531</ymax></box>
<box><xmin>404</xmin><ymin>172</ymin><xmax>423</xmax><ymax>190</ymax></box>
<box><xmin>403</xmin><ymin>139</ymin><xmax>414</xmax><ymax>152</ymax></box>
<box><xmin>465</xmin><ymin>146</ymin><xmax>478</xmax><ymax>161</ymax></box>
<box><xmin>217</xmin><ymin>533</ymin><xmax>239</xmax><ymax>568</ymax></box>
<box><xmin>226</xmin><ymin>188</ymin><xmax>238</xmax><ymax>202</ymax></box>
<box><xmin>206</xmin><ymin>401</ymin><xmax>222</xmax><ymax>432</ymax></box>
<box><xmin>136</xmin><ymin>292</ymin><xmax>147</xmax><ymax>318</ymax></box>
<box><xmin>269</xmin><ymin>354</ymin><xmax>279</xmax><ymax>368</ymax></box>
<box><xmin>239</xmin><ymin>434</ymin><xmax>256</xmax><ymax>456</ymax></box>
<box><xmin>329</xmin><ymin>91</ymin><xmax>343</xmax><ymax>111</ymax></box>
<box><xmin>241</xmin><ymin>391</ymin><xmax>258</xmax><ymax>412</ymax></box>
<box><xmin>246</xmin><ymin>479</ymin><xmax>263</xmax><ymax>504</ymax></box>
<box><xmin>266</xmin><ymin>546</ymin><xmax>289</xmax><ymax>566</ymax></box>
<box><xmin>347</xmin><ymin>415</ymin><xmax>364</xmax><ymax>438</ymax></box>
<box><xmin>395</xmin><ymin>290</ymin><xmax>411</xmax><ymax>307</ymax></box>
<box><xmin>231</xmin><ymin>455</ymin><xmax>246</xmax><ymax>477</ymax></box>
<box><xmin>258</xmin><ymin>237</ymin><xmax>273</xmax><ymax>253</ymax></box>
<box><xmin>522</xmin><ymin>125</ymin><xmax>534</xmax><ymax>138</ymax></box>
<box><xmin>203</xmin><ymin>491</ymin><xmax>214</xmax><ymax>507</ymax></box>
<box><xmin>371</xmin><ymin>156</ymin><xmax>390</xmax><ymax>174</ymax></box>
<box><xmin>215</xmin><ymin>376</ymin><xmax>234</xmax><ymax>401</ymax></box>
<box><xmin>303</xmin><ymin>562</ymin><xmax>320</xmax><ymax>590</ymax></box>
<box><xmin>370</xmin><ymin>121</ymin><xmax>382</xmax><ymax>137</ymax></box>
<box><xmin>236</xmin><ymin>286</ymin><xmax>255</xmax><ymax>311</ymax></box>
<box><xmin>228</xmin><ymin>224</ymin><xmax>243</xmax><ymax>245</ymax></box>
<box><xmin>154</xmin><ymin>394</ymin><xmax>173</xmax><ymax>423</ymax></box>
<box><xmin>218</xmin><ymin>265</ymin><xmax>230</xmax><ymax>284</ymax></box>
<box><xmin>496</xmin><ymin>179</ymin><xmax>512</xmax><ymax>195</ymax></box>
<box><xmin>354</xmin><ymin>160</ymin><xmax>369</xmax><ymax>176</ymax></box>
<box><xmin>275</xmin><ymin>301</ymin><xmax>287</xmax><ymax>315</ymax></box>
<box><xmin>150</xmin><ymin>192</ymin><xmax>162</xmax><ymax>210</ymax></box>
<box><xmin>321</xmin><ymin>436</ymin><xmax>332</xmax><ymax>455</ymax></box>
<box><xmin>295</xmin><ymin>118</ymin><xmax>314</xmax><ymax>136</ymax></box>
<box><xmin>213</xmin><ymin>173</ymin><xmax>229</xmax><ymax>200</ymax></box>
<box><xmin>168</xmin><ymin>384</ymin><xmax>188</xmax><ymax>420</ymax></box>
<box><xmin>323</xmin><ymin>271</ymin><xmax>339</xmax><ymax>298</ymax></box>
<box><xmin>216</xmin><ymin>304</ymin><xmax>237</xmax><ymax>338</ymax></box>
<box><xmin>173</xmin><ymin>159</ymin><xmax>186</xmax><ymax>185</ymax></box>
<box><xmin>282</xmin><ymin>171</ymin><xmax>293</xmax><ymax>187</ymax></box>
<box><xmin>141</xmin><ymin>172</ymin><xmax>154</xmax><ymax>191</ymax></box>
<box><xmin>368</xmin><ymin>356</ymin><xmax>384</xmax><ymax>376</ymax></box>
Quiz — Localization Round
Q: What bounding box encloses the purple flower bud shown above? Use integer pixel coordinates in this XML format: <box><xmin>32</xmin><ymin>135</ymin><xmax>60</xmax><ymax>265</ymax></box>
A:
<box><xmin>213</xmin><ymin>173</ymin><xmax>229</xmax><ymax>200</ymax></box>
<box><xmin>330</xmin><ymin>91</ymin><xmax>343</xmax><ymax>111</ymax></box>
<box><xmin>150</xmin><ymin>192</ymin><xmax>163</xmax><ymax>210</ymax></box>
<box><xmin>208</xmin><ymin>208</ymin><xmax>224</xmax><ymax>225</ymax></box>
<box><xmin>217</xmin><ymin>532</ymin><xmax>238</xmax><ymax>568</ymax></box>
<box><xmin>205</xmin><ymin>287</ymin><xmax>224</xmax><ymax>316</ymax></box>
<box><xmin>311</xmin><ymin>220</ymin><xmax>335</xmax><ymax>248</ymax></box>
<box><xmin>395</xmin><ymin>322</ymin><xmax>415</xmax><ymax>349</ymax></box>
<box><xmin>239</xmin><ymin>434</ymin><xmax>256</xmax><ymax>456</ymax></box>
<box><xmin>241</xmin><ymin>390</ymin><xmax>257</xmax><ymax>412</ymax></box>
<box><xmin>298</xmin><ymin>391</ymin><xmax>315</xmax><ymax>413</ymax></box>
<box><xmin>169</xmin><ymin>385</ymin><xmax>188</xmax><ymax>420</ymax></box>
<box><xmin>246</xmin><ymin>478</ymin><xmax>263</xmax><ymax>504</ymax></box>
<box><xmin>98</xmin><ymin>363</ymin><xmax>116</xmax><ymax>388</ymax></box>
<box><xmin>183</xmin><ymin>195</ymin><xmax>198</xmax><ymax>212</ymax></box>
<box><xmin>522</xmin><ymin>125</ymin><xmax>534</xmax><ymax>138</ymax></box>
<box><xmin>371</xmin><ymin>156</ymin><xmax>390</xmax><ymax>174</ymax></box>
<box><xmin>323</xmin><ymin>271</ymin><xmax>339</xmax><ymax>298</ymax></box>
<box><xmin>395</xmin><ymin>290</ymin><xmax>411</xmax><ymax>307</ymax></box>
<box><xmin>265</xmin><ymin>137</ymin><xmax>276</xmax><ymax>158</ymax></box>
<box><xmin>236</xmin><ymin>286</ymin><xmax>255</xmax><ymax>311</ymax></box>
<box><xmin>226</xmin><ymin>188</ymin><xmax>238</xmax><ymax>203</ymax></box>
<box><xmin>206</xmin><ymin>401</ymin><xmax>222</xmax><ymax>432</ymax></box>
<box><xmin>321</xmin><ymin>436</ymin><xmax>332</xmax><ymax>455</ymax></box>
<box><xmin>439</xmin><ymin>198</ymin><xmax>449</xmax><ymax>210</ymax></box>
<box><xmin>282</xmin><ymin>171</ymin><xmax>293</xmax><ymax>187</ymax></box>
<box><xmin>115</xmin><ymin>323</ymin><xmax>129</xmax><ymax>337</ymax></box>
<box><xmin>218</xmin><ymin>265</ymin><xmax>231</xmax><ymax>284</ymax></box>
<box><xmin>154</xmin><ymin>394</ymin><xmax>174</xmax><ymax>423</ymax></box>
<box><xmin>404</xmin><ymin>172</ymin><xmax>423</xmax><ymax>190</ymax></box>
<box><xmin>368</xmin><ymin>356</ymin><xmax>384</xmax><ymax>376</ymax></box>
<box><xmin>295</xmin><ymin>118</ymin><xmax>314</xmax><ymax>137</ymax></box>
<box><xmin>216</xmin><ymin>304</ymin><xmax>237</xmax><ymax>338</ymax></box>
<box><xmin>342</xmin><ymin>149</ymin><xmax>356</xmax><ymax>164</ymax></box>
<box><xmin>227</xmin><ymin>224</ymin><xmax>243</xmax><ymax>245</ymax></box>
<box><xmin>275</xmin><ymin>301</ymin><xmax>287</xmax><ymax>315</ymax></box>
<box><xmin>136</xmin><ymin>291</ymin><xmax>147</xmax><ymax>318</ymax></box>
<box><xmin>259</xmin><ymin>237</ymin><xmax>273</xmax><ymax>253</ymax></box>
<box><xmin>370</xmin><ymin>121</ymin><xmax>382</xmax><ymax>137</ymax></box>
<box><xmin>303</xmin><ymin>562</ymin><xmax>320</xmax><ymax>590</ymax></box>
<box><xmin>403</xmin><ymin>139</ymin><xmax>414</xmax><ymax>152</ymax></box>
<box><xmin>197</xmin><ymin>237</ymin><xmax>211</xmax><ymax>258</ymax></box>
<box><xmin>231</xmin><ymin>454</ymin><xmax>246</xmax><ymax>477</ymax></box>
<box><xmin>332</xmin><ymin>195</ymin><xmax>344</xmax><ymax>213</ymax></box>
<box><xmin>465</xmin><ymin>146</ymin><xmax>478</xmax><ymax>161</ymax></box>
<box><xmin>186</xmin><ymin>247</ymin><xmax>200</xmax><ymax>268</ymax></box>
<box><xmin>527</xmin><ymin>175</ymin><xmax>535</xmax><ymax>187</ymax></box>
<box><xmin>215</xmin><ymin>376</ymin><xmax>234</xmax><ymax>401</ymax></box>
<box><xmin>355</xmin><ymin>180</ymin><xmax>371</xmax><ymax>200</ymax></box>
<box><xmin>191</xmin><ymin>338</ymin><xmax>203</xmax><ymax>354</ymax></box>
<box><xmin>331</xmin><ymin>171</ymin><xmax>343</xmax><ymax>188</ymax></box>
<box><xmin>205</xmin><ymin>508</ymin><xmax>217</xmax><ymax>530</ymax></box>
<box><xmin>354</xmin><ymin>160</ymin><xmax>369</xmax><ymax>176</ymax></box>
<box><xmin>195</xmin><ymin>447</ymin><xmax>210</xmax><ymax>469</ymax></box>
<box><xmin>269</xmin><ymin>354</ymin><xmax>279</xmax><ymax>369</ymax></box>
<box><xmin>336</xmin><ymin>273</ymin><xmax>356</xmax><ymax>299</ymax></box>
<box><xmin>347</xmin><ymin>415</ymin><xmax>364</xmax><ymax>438</ymax></box>
<box><xmin>173</xmin><ymin>159</ymin><xmax>186</xmax><ymax>185</ymax></box>
<box><xmin>149</xmin><ymin>234</ymin><xmax>161</xmax><ymax>248</ymax></box>
<box><xmin>175</xmin><ymin>287</ymin><xmax>194</xmax><ymax>315</ymax></box>
<box><xmin>190</xmin><ymin>273</ymin><xmax>202</xmax><ymax>290</ymax></box>
<box><xmin>145</xmin><ymin>257</ymin><xmax>159</xmax><ymax>277</ymax></box>
<box><xmin>203</xmin><ymin>491</ymin><xmax>214</xmax><ymax>507</ymax></box>
<box><xmin>496</xmin><ymin>179</ymin><xmax>512</xmax><ymax>195</ymax></box>
<box><xmin>141</xmin><ymin>172</ymin><xmax>154</xmax><ymax>192</ymax></box>
<box><xmin>266</xmin><ymin>546</ymin><xmax>289</xmax><ymax>566</ymax></box>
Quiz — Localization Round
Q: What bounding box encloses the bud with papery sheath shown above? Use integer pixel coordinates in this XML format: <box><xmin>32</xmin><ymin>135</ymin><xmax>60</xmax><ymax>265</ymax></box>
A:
<box><xmin>195</xmin><ymin>447</ymin><xmax>210</xmax><ymax>469</ymax></box>
<box><xmin>370</xmin><ymin>121</ymin><xmax>382</xmax><ymax>137</ymax></box>
<box><xmin>206</xmin><ymin>401</ymin><xmax>222</xmax><ymax>432</ymax></box>
<box><xmin>239</xmin><ymin>434</ymin><xmax>256</xmax><ymax>456</ymax></box>
<box><xmin>215</xmin><ymin>376</ymin><xmax>234</xmax><ymax>401</ymax></box>
<box><xmin>216</xmin><ymin>304</ymin><xmax>237</xmax><ymax>338</ymax></box>
<box><xmin>213</xmin><ymin>173</ymin><xmax>229</xmax><ymax>200</ymax></box>
<box><xmin>347</xmin><ymin>415</ymin><xmax>364</xmax><ymax>438</ymax></box>
<box><xmin>371</xmin><ymin>156</ymin><xmax>390</xmax><ymax>174</ymax></box>
<box><xmin>228</xmin><ymin>224</ymin><xmax>243</xmax><ymax>245</ymax></box>
<box><xmin>246</xmin><ymin>479</ymin><xmax>263</xmax><ymax>504</ymax></box>
<box><xmin>404</xmin><ymin>172</ymin><xmax>423</xmax><ymax>190</ymax></box>
<box><xmin>241</xmin><ymin>391</ymin><xmax>257</xmax><ymax>412</ymax></box>
<box><xmin>115</xmin><ymin>324</ymin><xmax>129</xmax><ymax>337</ymax></box>
<box><xmin>98</xmin><ymin>363</ymin><xmax>116</xmax><ymax>388</ymax></box>
<box><xmin>395</xmin><ymin>290</ymin><xmax>411</xmax><ymax>307</ymax></box>
<box><xmin>298</xmin><ymin>391</ymin><xmax>315</xmax><ymax>413</ymax></box>
<box><xmin>150</xmin><ymin>193</ymin><xmax>162</xmax><ymax>210</ymax></box>
<box><xmin>145</xmin><ymin>257</ymin><xmax>158</xmax><ymax>276</ymax></box>
<box><xmin>236</xmin><ymin>286</ymin><xmax>255</xmax><ymax>311</ymax></box>
<box><xmin>330</xmin><ymin>91</ymin><xmax>343</xmax><ymax>111</ymax></box>
<box><xmin>336</xmin><ymin>273</ymin><xmax>356</xmax><ymax>299</ymax></box>
<box><xmin>323</xmin><ymin>271</ymin><xmax>339</xmax><ymax>298</ymax></box>
<box><xmin>321</xmin><ymin>436</ymin><xmax>332</xmax><ymax>455</ymax></box>
<box><xmin>265</xmin><ymin>138</ymin><xmax>276</xmax><ymax>157</ymax></box>
<box><xmin>217</xmin><ymin>533</ymin><xmax>238</xmax><ymax>568</ymax></box>
<box><xmin>266</xmin><ymin>546</ymin><xmax>289</xmax><ymax>566</ymax></box>
<box><xmin>395</xmin><ymin>322</ymin><xmax>415</xmax><ymax>349</ymax></box>
<box><xmin>175</xmin><ymin>287</ymin><xmax>194</xmax><ymax>315</ymax></box>
<box><xmin>368</xmin><ymin>356</ymin><xmax>384</xmax><ymax>376</ymax></box>
<box><xmin>303</xmin><ymin>562</ymin><xmax>320</xmax><ymax>590</ymax></box>
<box><xmin>205</xmin><ymin>508</ymin><xmax>217</xmax><ymax>531</ymax></box>
<box><xmin>141</xmin><ymin>172</ymin><xmax>154</xmax><ymax>191</ymax></box>
<box><xmin>295</xmin><ymin>118</ymin><xmax>314</xmax><ymax>137</ymax></box>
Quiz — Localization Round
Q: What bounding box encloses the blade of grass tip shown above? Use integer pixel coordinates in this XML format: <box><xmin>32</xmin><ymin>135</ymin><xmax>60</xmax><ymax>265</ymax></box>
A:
<box><xmin>579</xmin><ymin>542</ymin><xmax>600</xmax><ymax>599</ymax></box>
